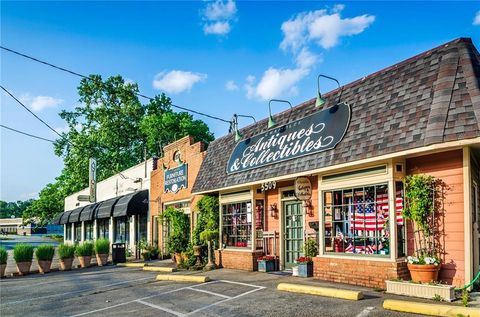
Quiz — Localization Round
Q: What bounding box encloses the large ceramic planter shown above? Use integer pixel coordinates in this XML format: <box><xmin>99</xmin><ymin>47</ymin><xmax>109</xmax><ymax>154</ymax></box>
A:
<box><xmin>16</xmin><ymin>261</ymin><xmax>32</xmax><ymax>275</ymax></box>
<box><xmin>297</xmin><ymin>263</ymin><xmax>313</xmax><ymax>277</ymax></box>
<box><xmin>60</xmin><ymin>258</ymin><xmax>73</xmax><ymax>271</ymax></box>
<box><xmin>407</xmin><ymin>263</ymin><xmax>440</xmax><ymax>283</ymax></box>
<box><xmin>258</xmin><ymin>260</ymin><xmax>276</xmax><ymax>272</ymax></box>
<box><xmin>96</xmin><ymin>254</ymin><xmax>109</xmax><ymax>266</ymax></box>
<box><xmin>0</xmin><ymin>263</ymin><xmax>6</xmax><ymax>278</ymax></box>
<box><xmin>78</xmin><ymin>256</ymin><xmax>92</xmax><ymax>268</ymax></box>
<box><xmin>38</xmin><ymin>260</ymin><xmax>52</xmax><ymax>274</ymax></box>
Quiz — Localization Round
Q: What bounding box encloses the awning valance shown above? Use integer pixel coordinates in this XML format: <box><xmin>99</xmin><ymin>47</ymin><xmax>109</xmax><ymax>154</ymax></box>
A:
<box><xmin>79</xmin><ymin>203</ymin><xmax>98</xmax><ymax>222</ymax></box>
<box><xmin>95</xmin><ymin>197</ymin><xmax>120</xmax><ymax>219</ymax></box>
<box><xmin>59</xmin><ymin>211</ymin><xmax>72</xmax><ymax>225</ymax></box>
<box><xmin>112</xmin><ymin>190</ymin><xmax>148</xmax><ymax>217</ymax></box>
<box><xmin>51</xmin><ymin>212</ymin><xmax>63</xmax><ymax>225</ymax></box>
<box><xmin>68</xmin><ymin>206</ymin><xmax>86</xmax><ymax>223</ymax></box>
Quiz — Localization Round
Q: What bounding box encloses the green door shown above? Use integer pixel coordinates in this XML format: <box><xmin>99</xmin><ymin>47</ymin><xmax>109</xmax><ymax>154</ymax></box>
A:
<box><xmin>284</xmin><ymin>201</ymin><xmax>303</xmax><ymax>268</ymax></box>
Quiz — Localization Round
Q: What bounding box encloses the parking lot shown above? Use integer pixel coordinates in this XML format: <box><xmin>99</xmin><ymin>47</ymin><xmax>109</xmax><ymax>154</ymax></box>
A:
<box><xmin>0</xmin><ymin>265</ymin><xmax>421</xmax><ymax>317</ymax></box>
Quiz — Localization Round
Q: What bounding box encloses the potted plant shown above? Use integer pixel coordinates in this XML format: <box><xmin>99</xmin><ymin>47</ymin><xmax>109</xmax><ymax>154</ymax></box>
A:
<box><xmin>58</xmin><ymin>244</ymin><xmax>75</xmax><ymax>271</ymax></box>
<box><xmin>13</xmin><ymin>244</ymin><xmax>33</xmax><ymax>276</ymax></box>
<box><xmin>0</xmin><ymin>247</ymin><xmax>7</xmax><ymax>278</ymax></box>
<box><xmin>94</xmin><ymin>238</ymin><xmax>110</xmax><ymax>266</ymax></box>
<box><xmin>257</xmin><ymin>255</ymin><xmax>276</xmax><ymax>272</ymax></box>
<box><xmin>149</xmin><ymin>244</ymin><xmax>160</xmax><ymax>260</ymax></box>
<box><xmin>75</xmin><ymin>242</ymin><xmax>94</xmax><ymax>268</ymax></box>
<box><xmin>35</xmin><ymin>244</ymin><xmax>55</xmax><ymax>274</ymax></box>
<box><xmin>403</xmin><ymin>174</ymin><xmax>440</xmax><ymax>283</ymax></box>
<box><xmin>200</xmin><ymin>229</ymin><xmax>218</xmax><ymax>271</ymax></box>
<box><xmin>295</xmin><ymin>239</ymin><xmax>317</xmax><ymax>278</ymax></box>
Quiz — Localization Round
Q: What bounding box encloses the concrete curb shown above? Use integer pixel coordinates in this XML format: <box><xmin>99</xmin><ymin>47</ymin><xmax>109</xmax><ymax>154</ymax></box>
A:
<box><xmin>156</xmin><ymin>274</ymin><xmax>210</xmax><ymax>283</ymax></box>
<box><xmin>116</xmin><ymin>263</ymin><xmax>145</xmax><ymax>268</ymax></box>
<box><xmin>143</xmin><ymin>266</ymin><xmax>176</xmax><ymax>273</ymax></box>
<box><xmin>383</xmin><ymin>299</ymin><xmax>480</xmax><ymax>317</ymax></box>
<box><xmin>277</xmin><ymin>283</ymin><xmax>363</xmax><ymax>301</ymax></box>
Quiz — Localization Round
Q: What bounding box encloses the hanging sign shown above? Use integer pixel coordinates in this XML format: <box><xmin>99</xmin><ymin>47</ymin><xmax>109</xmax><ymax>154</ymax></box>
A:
<box><xmin>89</xmin><ymin>158</ymin><xmax>97</xmax><ymax>203</ymax></box>
<box><xmin>226</xmin><ymin>102</ymin><xmax>351</xmax><ymax>174</ymax></box>
<box><xmin>164</xmin><ymin>164</ymin><xmax>188</xmax><ymax>193</ymax></box>
<box><xmin>294</xmin><ymin>177</ymin><xmax>312</xmax><ymax>201</ymax></box>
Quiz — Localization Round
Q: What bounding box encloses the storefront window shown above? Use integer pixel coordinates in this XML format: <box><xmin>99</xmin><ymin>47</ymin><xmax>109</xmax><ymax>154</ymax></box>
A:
<box><xmin>222</xmin><ymin>201</ymin><xmax>252</xmax><ymax>248</ymax></box>
<box><xmin>324</xmin><ymin>184</ymin><xmax>390</xmax><ymax>256</ymax></box>
<box><xmin>65</xmin><ymin>224</ymin><xmax>72</xmax><ymax>241</ymax></box>
<box><xmin>84</xmin><ymin>221</ymin><xmax>94</xmax><ymax>241</ymax></box>
<box><xmin>114</xmin><ymin>216</ymin><xmax>129</xmax><ymax>243</ymax></box>
<box><xmin>97</xmin><ymin>218</ymin><xmax>109</xmax><ymax>239</ymax></box>
<box><xmin>396</xmin><ymin>182</ymin><xmax>406</xmax><ymax>257</ymax></box>
<box><xmin>74</xmin><ymin>223</ymin><xmax>81</xmax><ymax>243</ymax></box>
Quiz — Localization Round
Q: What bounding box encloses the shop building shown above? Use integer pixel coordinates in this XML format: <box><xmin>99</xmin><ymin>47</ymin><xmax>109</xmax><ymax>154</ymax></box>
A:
<box><xmin>149</xmin><ymin>136</ymin><xmax>207</xmax><ymax>254</ymax></box>
<box><xmin>191</xmin><ymin>38</ymin><xmax>480</xmax><ymax>288</ymax></box>
<box><xmin>55</xmin><ymin>159</ymin><xmax>153</xmax><ymax>256</ymax></box>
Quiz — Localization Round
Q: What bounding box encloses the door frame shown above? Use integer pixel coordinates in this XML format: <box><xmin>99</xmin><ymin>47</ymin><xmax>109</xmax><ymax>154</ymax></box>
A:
<box><xmin>279</xmin><ymin>186</ymin><xmax>302</xmax><ymax>270</ymax></box>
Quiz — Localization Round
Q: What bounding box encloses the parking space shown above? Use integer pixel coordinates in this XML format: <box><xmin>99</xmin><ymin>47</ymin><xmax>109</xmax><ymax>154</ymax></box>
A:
<box><xmin>0</xmin><ymin>266</ymin><xmax>419</xmax><ymax>317</ymax></box>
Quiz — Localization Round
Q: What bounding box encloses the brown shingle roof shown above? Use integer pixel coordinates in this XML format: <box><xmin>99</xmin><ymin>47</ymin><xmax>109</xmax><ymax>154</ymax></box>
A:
<box><xmin>192</xmin><ymin>38</ymin><xmax>480</xmax><ymax>193</ymax></box>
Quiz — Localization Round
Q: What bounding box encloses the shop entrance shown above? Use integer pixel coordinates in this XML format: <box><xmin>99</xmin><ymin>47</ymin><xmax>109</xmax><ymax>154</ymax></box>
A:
<box><xmin>473</xmin><ymin>181</ymin><xmax>480</xmax><ymax>277</ymax></box>
<box><xmin>283</xmin><ymin>201</ymin><xmax>303</xmax><ymax>268</ymax></box>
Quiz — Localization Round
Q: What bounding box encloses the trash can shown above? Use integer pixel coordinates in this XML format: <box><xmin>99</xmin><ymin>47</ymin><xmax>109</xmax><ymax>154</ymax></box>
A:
<box><xmin>112</xmin><ymin>243</ymin><xmax>126</xmax><ymax>263</ymax></box>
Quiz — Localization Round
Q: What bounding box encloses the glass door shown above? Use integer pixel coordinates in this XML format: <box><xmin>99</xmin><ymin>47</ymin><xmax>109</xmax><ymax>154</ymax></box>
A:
<box><xmin>283</xmin><ymin>201</ymin><xmax>303</xmax><ymax>268</ymax></box>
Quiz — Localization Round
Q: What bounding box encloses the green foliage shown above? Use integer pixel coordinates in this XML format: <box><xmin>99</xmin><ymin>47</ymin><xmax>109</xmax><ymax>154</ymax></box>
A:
<box><xmin>403</xmin><ymin>174</ymin><xmax>436</xmax><ymax>236</ymax></box>
<box><xmin>461</xmin><ymin>289</ymin><xmax>470</xmax><ymax>307</ymax></box>
<box><xmin>23</xmin><ymin>182</ymin><xmax>65</xmax><ymax>225</ymax></box>
<box><xmin>58</xmin><ymin>244</ymin><xmax>75</xmax><ymax>259</ymax></box>
<box><xmin>192</xmin><ymin>196</ymin><xmax>219</xmax><ymax>246</ymax></box>
<box><xmin>35</xmin><ymin>245</ymin><xmax>55</xmax><ymax>261</ymax></box>
<box><xmin>432</xmin><ymin>294</ymin><xmax>444</xmax><ymax>302</ymax></box>
<box><xmin>13</xmin><ymin>244</ymin><xmax>34</xmax><ymax>263</ymax></box>
<box><xmin>162</xmin><ymin>207</ymin><xmax>190</xmax><ymax>254</ymax></box>
<box><xmin>94</xmin><ymin>238</ymin><xmax>110</xmax><ymax>255</ymax></box>
<box><xmin>0</xmin><ymin>247</ymin><xmax>7</xmax><ymax>264</ymax></box>
<box><xmin>0</xmin><ymin>199</ymin><xmax>34</xmax><ymax>219</ymax></box>
<box><xmin>200</xmin><ymin>229</ymin><xmax>218</xmax><ymax>242</ymax></box>
<box><xmin>302</xmin><ymin>239</ymin><xmax>318</xmax><ymax>258</ymax></box>
<box><xmin>45</xmin><ymin>234</ymin><xmax>64</xmax><ymax>242</ymax></box>
<box><xmin>75</xmin><ymin>242</ymin><xmax>94</xmax><ymax>257</ymax></box>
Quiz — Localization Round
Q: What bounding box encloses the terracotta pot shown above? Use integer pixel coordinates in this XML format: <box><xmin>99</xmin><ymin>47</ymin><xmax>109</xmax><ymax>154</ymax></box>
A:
<box><xmin>193</xmin><ymin>246</ymin><xmax>202</xmax><ymax>257</ymax></box>
<box><xmin>60</xmin><ymin>258</ymin><xmax>73</xmax><ymax>271</ymax></box>
<box><xmin>174</xmin><ymin>252</ymin><xmax>182</xmax><ymax>264</ymax></box>
<box><xmin>78</xmin><ymin>256</ymin><xmax>92</xmax><ymax>268</ymax></box>
<box><xmin>16</xmin><ymin>261</ymin><xmax>32</xmax><ymax>276</ymax></box>
<box><xmin>0</xmin><ymin>263</ymin><xmax>6</xmax><ymax>278</ymax></box>
<box><xmin>96</xmin><ymin>253</ymin><xmax>109</xmax><ymax>266</ymax></box>
<box><xmin>407</xmin><ymin>263</ymin><xmax>440</xmax><ymax>283</ymax></box>
<box><xmin>38</xmin><ymin>260</ymin><xmax>52</xmax><ymax>274</ymax></box>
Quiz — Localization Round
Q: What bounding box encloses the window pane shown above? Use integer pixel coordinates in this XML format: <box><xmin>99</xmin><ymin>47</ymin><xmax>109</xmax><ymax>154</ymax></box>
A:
<box><xmin>222</xmin><ymin>201</ymin><xmax>252</xmax><ymax>248</ymax></box>
<box><xmin>396</xmin><ymin>181</ymin><xmax>405</xmax><ymax>257</ymax></box>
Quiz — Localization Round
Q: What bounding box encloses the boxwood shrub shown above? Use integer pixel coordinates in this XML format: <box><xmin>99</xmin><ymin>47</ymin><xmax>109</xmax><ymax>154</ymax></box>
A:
<box><xmin>35</xmin><ymin>244</ymin><xmax>55</xmax><ymax>261</ymax></box>
<box><xmin>13</xmin><ymin>244</ymin><xmax>34</xmax><ymax>263</ymax></box>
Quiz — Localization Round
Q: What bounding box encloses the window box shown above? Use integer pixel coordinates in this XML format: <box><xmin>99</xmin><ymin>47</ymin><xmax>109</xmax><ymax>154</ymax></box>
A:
<box><xmin>385</xmin><ymin>280</ymin><xmax>455</xmax><ymax>302</ymax></box>
<box><xmin>296</xmin><ymin>263</ymin><xmax>313</xmax><ymax>277</ymax></box>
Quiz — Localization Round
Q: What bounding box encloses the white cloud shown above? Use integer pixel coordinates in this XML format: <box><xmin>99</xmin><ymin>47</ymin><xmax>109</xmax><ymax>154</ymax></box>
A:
<box><xmin>202</xmin><ymin>0</ymin><xmax>237</xmax><ymax>36</ymax></box>
<box><xmin>152</xmin><ymin>70</ymin><xmax>207</xmax><ymax>94</ymax></box>
<box><xmin>280</xmin><ymin>6</ymin><xmax>375</xmax><ymax>51</ymax></box>
<box><xmin>225</xmin><ymin>80</ymin><xmax>239</xmax><ymax>91</ymax></box>
<box><xmin>204</xmin><ymin>21</ymin><xmax>231</xmax><ymax>35</ymax></box>
<box><xmin>20</xmin><ymin>94</ymin><xmax>63</xmax><ymax>112</ymax></box>
<box><xmin>474</xmin><ymin>11</ymin><xmax>480</xmax><ymax>25</ymax></box>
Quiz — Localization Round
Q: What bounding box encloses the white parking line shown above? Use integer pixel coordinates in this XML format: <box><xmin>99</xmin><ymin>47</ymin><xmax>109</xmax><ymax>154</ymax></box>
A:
<box><xmin>356</xmin><ymin>306</ymin><xmax>375</xmax><ymax>317</ymax></box>
<box><xmin>136</xmin><ymin>299</ymin><xmax>186</xmax><ymax>317</ymax></box>
<box><xmin>186</xmin><ymin>287</ymin><xmax>232</xmax><ymax>299</ymax></box>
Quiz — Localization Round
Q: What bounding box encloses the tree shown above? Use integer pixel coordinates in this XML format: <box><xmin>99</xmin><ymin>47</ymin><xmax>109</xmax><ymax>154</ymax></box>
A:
<box><xmin>28</xmin><ymin>75</ymin><xmax>214</xmax><ymax>224</ymax></box>
<box><xmin>0</xmin><ymin>199</ymin><xmax>34</xmax><ymax>218</ymax></box>
<box><xmin>23</xmin><ymin>182</ymin><xmax>64</xmax><ymax>225</ymax></box>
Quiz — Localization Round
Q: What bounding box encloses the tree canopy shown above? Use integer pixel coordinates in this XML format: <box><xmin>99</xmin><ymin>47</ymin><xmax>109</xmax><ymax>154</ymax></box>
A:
<box><xmin>25</xmin><ymin>75</ymin><xmax>215</xmax><ymax>224</ymax></box>
<box><xmin>0</xmin><ymin>199</ymin><xmax>34</xmax><ymax>219</ymax></box>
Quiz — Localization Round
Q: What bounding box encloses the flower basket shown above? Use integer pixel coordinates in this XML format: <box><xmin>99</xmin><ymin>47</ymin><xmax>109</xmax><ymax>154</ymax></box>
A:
<box><xmin>407</xmin><ymin>263</ymin><xmax>440</xmax><ymax>283</ymax></box>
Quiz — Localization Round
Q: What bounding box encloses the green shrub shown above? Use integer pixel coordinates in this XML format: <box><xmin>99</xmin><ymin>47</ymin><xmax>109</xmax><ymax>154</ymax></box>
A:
<box><xmin>75</xmin><ymin>242</ymin><xmax>94</xmax><ymax>257</ymax></box>
<box><xmin>0</xmin><ymin>247</ymin><xmax>7</xmax><ymax>264</ymax></box>
<box><xmin>35</xmin><ymin>245</ymin><xmax>55</xmax><ymax>261</ymax></box>
<box><xmin>58</xmin><ymin>244</ymin><xmax>75</xmax><ymax>259</ymax></box>
<box><xmin>302</xmin><ymin>239</ymin><xmax>318</xmax><ymax>258</ymax></box>
<box><xmin>13</xmin><ymin>244</ymin><xmax>34</xmax><ymax>263</ymax></box>
<box><xmin>94</xmin><ymin>238</ymin><xmax>110</xmax><ymax>255</ymax></box>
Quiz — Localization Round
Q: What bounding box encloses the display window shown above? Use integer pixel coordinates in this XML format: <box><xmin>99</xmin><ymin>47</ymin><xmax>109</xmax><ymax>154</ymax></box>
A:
<box><xmin>222</xmin><ymin>201</ymin><xmax>252</xmax><ymax>248</ymax></box>
<box><xmin>84</xmin><ymin>221</ymin><xmax>94</xmax><ymax>241</ymax></box>
<box><xmin>97</xmin><ymin>218</ymin><xmax>109</xmax><ymax>239</ymax></box>
<box><xmin>74</xmin><ymin>223</ymin><xmax>81</xmax><ymax>243</ymax></box>
<box><xmin>114</xmin><ymin>216</ymin><xmax>129</xmax><ymax>243</ymax></box>
<box><xmin>66</xmin><ymin>224</ymin><xmax>72</xmax><ymax>241</ymax></box>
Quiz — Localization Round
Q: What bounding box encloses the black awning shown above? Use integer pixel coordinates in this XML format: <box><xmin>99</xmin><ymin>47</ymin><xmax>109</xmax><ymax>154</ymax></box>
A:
<box><xmin>59</xmin><ymin>211</ymin><xmax>72</xmax><ymax>225</ymax></box>
<box><xmin>51</xmin><ymin>212</ymin><xmax>63</xmax><ymax>225</ymax></box>
<box><xmin>79</xmin><ymin>203</ymin><xmax>98</xmax><ymax>222</ymax></box>
<box><xmin>112</xmin><ymin>190</ymin><xmax>148</xmax><ymax>217</ymax></box>
<box><xmin>95</xmin><ymin>197</ymin><xmax>120</xmax><ymax>219</ymax></box>
<box><xmin>68</xmin><ymin>206</ymin><xmax>86</xmax><ymax>223</ymax></box>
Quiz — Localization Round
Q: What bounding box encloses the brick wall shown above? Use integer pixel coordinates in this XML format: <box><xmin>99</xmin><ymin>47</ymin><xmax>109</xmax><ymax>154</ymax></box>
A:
<box><xmin>215</xmin><ymin>249</ymin><xmax>264</xmax><ymax>271</ymax></box>
<box><xmin>313</xmin><ymin>257</ymin><xmax>409</xmax><ymax>288</ymax></box>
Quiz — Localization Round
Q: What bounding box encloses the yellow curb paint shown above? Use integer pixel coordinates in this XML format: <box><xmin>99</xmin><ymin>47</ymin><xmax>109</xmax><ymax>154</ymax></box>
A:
<box><xmin>155</xmin><ymin>274</ymin><xmax>210</xmax><ymax>283</ymax></box>
<box><xmin>116</xmin><ymin>263</ymin><xmax>145</xmax><ymax>268</ymax></box>
<box><xmin>143</xmin><ymin>266</ymin><xmax>176</xmax><ymax>273</ymax></box>
<box><xmin>383</xmin><ymin>299</ymin><xmax>480</xmax><ymax>317</ymax></box>
<box><xmin>277</xmin><ymin>283</ymin><xmax>363</xmax><ymax>301</ymax></box>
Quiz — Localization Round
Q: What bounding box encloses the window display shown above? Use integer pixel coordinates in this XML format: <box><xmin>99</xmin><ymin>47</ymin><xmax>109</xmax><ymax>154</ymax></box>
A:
<box><xmin>84</xmin><ymin>221</ymin><xmax>94</xmax><ymax>241</ymax></box>
<box><xmin>222</xmin><ymin>201</ymin><xmax>252</xmax><ymax>248</ymax></box>
<box><xmin>97</xmin><ymin>218</ymin><xmax>109</xmax><ymax>239</ymax></box>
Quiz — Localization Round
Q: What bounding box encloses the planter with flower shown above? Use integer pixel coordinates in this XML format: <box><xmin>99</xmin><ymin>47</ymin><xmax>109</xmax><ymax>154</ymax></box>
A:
<box><xmin>294</xmin><ymin>256</ymin><xmax>313</xmax><ymax>277</ymax></box>
<box><xmin>403</xmin><ymin>174</ymin><xmax>440</xmax><ymax>283</ymax></box>
<box><xmin>257</xmin><ymin>255</ymin><xmax>277</xmax><ymax>272</ymax></box>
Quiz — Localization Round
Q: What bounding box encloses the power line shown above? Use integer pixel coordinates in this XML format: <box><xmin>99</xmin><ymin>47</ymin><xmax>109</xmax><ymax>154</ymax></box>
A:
<box><xmin>1</xmin><ymin>124</ymin><xmax>55</xmax><ymax>143</ymax></box>
<box><xmin>1</xmin><ymin>45</ymin><xmax>232</xmax><ymax>124</ymax></box>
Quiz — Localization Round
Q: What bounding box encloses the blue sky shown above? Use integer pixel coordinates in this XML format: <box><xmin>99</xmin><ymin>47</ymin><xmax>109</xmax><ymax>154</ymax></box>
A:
<box><xmin>1</xmin><ymin>1</ymin><xmax>479</xmax><ymax>202</ymax></box>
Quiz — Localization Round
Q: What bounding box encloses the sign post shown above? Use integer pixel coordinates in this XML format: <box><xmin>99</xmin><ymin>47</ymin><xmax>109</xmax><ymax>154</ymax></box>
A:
<box><xmin>89</xmin><ymin>158</ymin><xmax>97</xmax><ymax>203</ymax></box>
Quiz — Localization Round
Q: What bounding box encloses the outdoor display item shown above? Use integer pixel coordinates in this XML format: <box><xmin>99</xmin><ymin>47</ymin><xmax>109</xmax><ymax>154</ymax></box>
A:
<box><xmin>13</xmin><ymin>244</ymin><xmax>34</xmax><ymax>276</ymax></box>
<box><xmin>75</xmin><ymin>242</ymin><xmax>94</xmax><ymax>268</ymax></box>
<box><xmin>295</xmin><ymin>256</ymin><xmax>313</xmax><ymax>277</ymax></box>
<box><xmin>35</xmin><ymin>244</ymin><xmax>55</xmax><ymax>274</ymax></box>
<box><xmin>94</xmin><ymin>238</ymin><xmax>110</xmax><ymax>266</ymax></box>
<box><xmin>257</xmin><ymin>255</ymin><xmax>276</xmax><ymax>272</ymax></box>
<box><xmin>58</xmin><ymin>244</ymin><xmax>75</xmax><ymax>271</ymax></box>
<box><xmin>0</xmin><ymin>247</ymin><xmax>7</xmax><ymax>278</ymax></box>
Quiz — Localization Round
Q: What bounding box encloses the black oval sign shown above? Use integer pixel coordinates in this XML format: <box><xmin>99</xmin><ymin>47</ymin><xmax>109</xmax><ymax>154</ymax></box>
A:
<box><xmin>226</xmin><ymin>103</ymin><xmax>351</xmax><ymax>174</ymax></box>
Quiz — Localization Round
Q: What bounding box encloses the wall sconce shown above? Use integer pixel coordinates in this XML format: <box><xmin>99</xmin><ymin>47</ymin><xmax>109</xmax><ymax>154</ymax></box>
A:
<box><xmin>162</xmin><ymin>162</ymin><xmax>168</xmax><ymax>170</ymax></box>
<box><xmin>269</xmin><ymin>203</ymin><xmax>278</xmax><ymax>218</ymax></box>
<box><xmin>268</xmin><ymin>99</ymin><xmax>292</xmax><ymax>129</ymax></box>
<box><xmin>231</xmin><ymin>114</ymin><xmax>256</xmax><ymax>142</ymax></box>
<box><xmin>316</xmin><ymin>74</ymin><xmax>343</xmax><ymax>113</ymax></box>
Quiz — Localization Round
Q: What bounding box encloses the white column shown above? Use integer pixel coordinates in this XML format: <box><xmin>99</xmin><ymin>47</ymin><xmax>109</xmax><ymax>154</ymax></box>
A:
<box><xmin>93</xmin><ymin>219</ymin><xmax>97</xmax><ymax>241</ymax></box>
<box><xmin>109</xmin><ymin>217</ymin><xmax>114</xmax><ymax>244</ymax></box>
<box><xmin>130</xmin><ymin>216</ymin><xmax>136</xmax><ymax>255</ymax></box>
<box><xmin>81</xmin><ymin>222</ymin><xmax>85</xmax><ymax>243</ymax></box>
